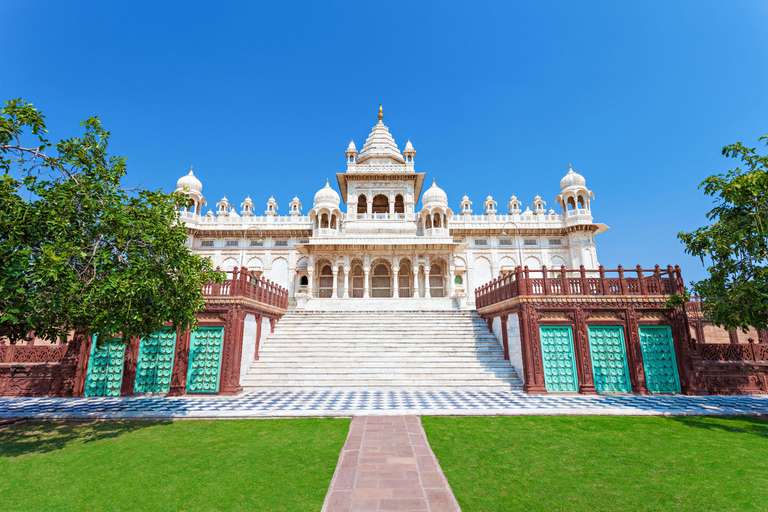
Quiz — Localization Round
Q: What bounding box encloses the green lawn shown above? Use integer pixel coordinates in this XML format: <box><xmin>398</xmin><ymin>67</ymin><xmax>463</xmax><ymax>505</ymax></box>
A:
<box><xmin>0</xmin><ymin>418</ymin><xmax>350</xmax><ymax>512</ymax></box>
<box><xmin>423</xmin><ymin>415</ymin><xmax>768</xmax><ymax>512</ymax></box>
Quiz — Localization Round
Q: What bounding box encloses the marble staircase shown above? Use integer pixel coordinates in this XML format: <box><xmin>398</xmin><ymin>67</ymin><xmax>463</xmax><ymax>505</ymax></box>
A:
<box><xmin>242</xmin><ymin>308</ymin><xmax>523</xmax><ymax>391</ymax></box>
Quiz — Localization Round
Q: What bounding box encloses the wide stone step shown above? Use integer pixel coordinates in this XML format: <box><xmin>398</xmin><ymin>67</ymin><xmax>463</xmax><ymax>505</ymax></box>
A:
<box><xmin>263</xmin><ymin>338</ymin><xmax>501</xmax><ymax>350</ymax></box>
<box><xmin>241</xmin><ymin>384</ymin><xmax>522</xmax><ymax>392</ymax></box>
<box><xmin>241</xmin><ymin>379</ymin><xmax>521</xmax><ymax>387</ymax></box>
<box><xmin>242</xmin><ymin>375</ymin><xmax>519</xmax><ymax>383</ymax></box>
<box><xmin>258</xmin><ymin>352</ymin><xmax>506</xmax><ymax>359</ymax></box>
<box><xmin>246</xmin><ymin>372</ymin><xmax>519</xmax><ymax>380</ymax></box>
<box><xmin>251</xmin><ymin>361</ymin><xmax>514</xmax><ymax>368</ymax></box>
<box><xmin>253</xmin><ymin>359</ymin><xmax>509</xmax><ymax>365</ymax></box>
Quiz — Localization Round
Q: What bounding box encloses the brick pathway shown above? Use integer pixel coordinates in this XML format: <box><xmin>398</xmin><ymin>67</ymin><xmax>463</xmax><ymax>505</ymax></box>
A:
<box><xmin>322</xmin><ymin>416</ymin><xmax>460</xmax><ymax>512</ymax></box>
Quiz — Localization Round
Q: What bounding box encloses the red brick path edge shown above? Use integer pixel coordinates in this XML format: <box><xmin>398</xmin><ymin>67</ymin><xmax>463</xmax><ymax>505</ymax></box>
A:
<box><xmin>322</xmin><ymin>416</ymin><xmax>461</xmax><ymax>512</ymax></box>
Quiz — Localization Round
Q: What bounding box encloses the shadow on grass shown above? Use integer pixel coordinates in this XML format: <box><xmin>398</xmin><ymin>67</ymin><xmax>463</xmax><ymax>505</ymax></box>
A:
<box><xmin>0</xmin><ymin>420</ymin><xmax>172</xmax><ymax>458</ymax></box>
<box><xmin>670</xmin><ymin>414</ymin><xmax>768</xmax><ymax>439</ymax></box>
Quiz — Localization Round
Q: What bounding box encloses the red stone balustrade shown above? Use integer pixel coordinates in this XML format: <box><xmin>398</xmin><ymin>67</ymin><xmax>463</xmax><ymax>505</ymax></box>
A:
<box><xmin>475</xmin><ymin>264</ymin><xmax>684</xmax><ymax>308</ymax></box>
<box><xmin>203</xmin><ymin>267</ymin><xmax>288</xmax><ymax>310</ymax></box>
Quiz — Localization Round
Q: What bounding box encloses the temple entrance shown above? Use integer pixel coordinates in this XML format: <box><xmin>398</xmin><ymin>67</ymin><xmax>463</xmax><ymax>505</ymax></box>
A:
<box><xmin>430</xmin><ymin>263</ymin><xmax>445</xmax><ymax>297</ymax></box>
<box><xmin>351</xmin><ymin>264</ymin><xmax>364</xmax><ymax>298</ymax></box>
<box><xmin>319</xmin><ymin>264</ymin><xmax>334</xmax><ymax>298</ymax></box>
<box><xmin>398</xmin><ymin>262</ymin><xmax>412</xmax><ymax>298</ymax></box>
<box><xmin>371</xmin><ymin>263</ymin><xmax>391</xmax><ymax>297</ymax></box>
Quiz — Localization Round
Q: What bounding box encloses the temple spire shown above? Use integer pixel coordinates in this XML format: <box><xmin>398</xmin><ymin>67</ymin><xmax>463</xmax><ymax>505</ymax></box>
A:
<box><xmin>378</xmin><ymin>105</ymin><xmax>383</xmax><ymax>121</ymax></box>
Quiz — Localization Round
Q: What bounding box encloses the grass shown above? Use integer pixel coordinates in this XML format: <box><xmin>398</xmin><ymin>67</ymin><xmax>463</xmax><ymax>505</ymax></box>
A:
<box><xmin>0</xmin><ymin>418</ymin><xmax>350</xmax><ymax>512</ymax></box>
<box><xmin>422</xmin><ymin>415</ymin><xmax>768</xmax><ymax>512</ymax></box>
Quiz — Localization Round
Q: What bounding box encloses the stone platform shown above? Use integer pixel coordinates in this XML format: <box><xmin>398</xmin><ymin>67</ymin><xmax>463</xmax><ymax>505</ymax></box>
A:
<box><xmin>1</xmin><ymin>391</ymin><xmax>766</xmax><ymax>420</ymax></box>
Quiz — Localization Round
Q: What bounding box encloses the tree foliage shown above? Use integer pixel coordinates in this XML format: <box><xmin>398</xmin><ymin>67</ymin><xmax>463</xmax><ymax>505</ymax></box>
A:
<box><xmin>677</xmin><ymin>134</ymin><xmax>768</xmax><ymax>332</ymax></box>
<box><xmin>0</xmin><ymin>98</ymin><xmax>223</xmax><ymax>344</ymax></box>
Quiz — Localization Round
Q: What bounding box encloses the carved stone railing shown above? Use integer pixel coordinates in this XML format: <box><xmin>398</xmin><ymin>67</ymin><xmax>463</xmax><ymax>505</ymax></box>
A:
<box><xmin>697</xmin><ymin>343</ymin><xmax>768</xmax><ymax>362</ymax></box>
<box><xmin>0</xmin><ymin>345</ymin><xmax>69</xmax><ymax>364</ymax></box>
<box><xmin>203</xmin><ymin>267</ymin><xmax>288</xmax><ymax>310</ymax></box>
<box><xmin>475</xmin><ymin>264</ymin><xmax>683</xmax><ymax>309</ymax></box>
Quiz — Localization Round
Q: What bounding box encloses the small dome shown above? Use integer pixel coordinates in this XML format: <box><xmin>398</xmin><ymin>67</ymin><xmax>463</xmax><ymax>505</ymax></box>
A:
<box><xmin>177</xmin><ymin>167</ymin><xmax>202</xmax><ymax>193</ymax></box>
<box><xmin>422</xmin><ymin>179</ymin><xmax>448</xmax><ymax>207</ymax></box>
<box><xmin>347</xmin><ymin>140</ymin><xmax>357</xmax><ymax>151</ymax></box>
<box><xmin>560</xmin><ymin>164</ymin><xmax>587</xmax><ymax>190</ymax></box>
<box><xmin>404</xmin><ymin>140</ymin><xmax>414</xmax><ymax>152</ymax></box>
<box><xmin>313</xmin><ymin>179</ymin><xmax>340</xmax><ymax>208</ymax></box>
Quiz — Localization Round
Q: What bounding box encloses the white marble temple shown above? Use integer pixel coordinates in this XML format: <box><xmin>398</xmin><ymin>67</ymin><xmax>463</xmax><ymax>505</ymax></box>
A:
<box><xmin>175</xmin><ymin>107</ymin><xmax>608</xmax><ymax>310</ymax></box>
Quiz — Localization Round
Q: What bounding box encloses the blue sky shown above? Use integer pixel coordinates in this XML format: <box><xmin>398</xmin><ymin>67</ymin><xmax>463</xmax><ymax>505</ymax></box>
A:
<box><xmin>3</xmin><ymin>1</ymin><xmax>767</xmax><ymax>283</ymax></box>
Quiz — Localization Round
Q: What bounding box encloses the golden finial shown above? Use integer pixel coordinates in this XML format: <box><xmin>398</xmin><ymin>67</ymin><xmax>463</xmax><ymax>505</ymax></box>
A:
<box><xmin>568</xmin><ymin>163</ymin><xmax>573</xmax><ymax>171</ymax></box>
<box><xmin>378</xmin><ymin>105</ymin><xmax>383</xmax><ymax>121</ymax></box>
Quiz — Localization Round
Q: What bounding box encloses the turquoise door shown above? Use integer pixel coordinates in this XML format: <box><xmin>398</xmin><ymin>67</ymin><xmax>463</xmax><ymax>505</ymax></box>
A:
<box><xmin>539</xmin><ymin>326</ymin><xmax>579</xmax><ymax>392</ymax></box>
<box><xmin>134</xmin><ymin>329</ymin><xmax>177</xmax><ymax>394</ymax></box>
<box><xmin>587</xmin><ymin>326</ymin><xmax>632</xmax><ymax>393</ymax></box>
<box><xmin>638</xmin><ymin>326</ymin><xmax>681</xmax><ymax>394</ymax></box>
<box><xmin>186</xmin><ymin>327</ymin><xmax>225</xmax><ymax>393</ymax></box>
<box><xmin>84</xmin><ymin>336</ymin><xmax>125</xmax><ymax>397</ymax></box>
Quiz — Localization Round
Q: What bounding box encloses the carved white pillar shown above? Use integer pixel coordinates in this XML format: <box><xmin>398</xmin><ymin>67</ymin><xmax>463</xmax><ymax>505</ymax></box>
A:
<box><xmin>393</xmin><ymin>268</ymin><xmax>399</xmax><ymax>298</ymax></box>
<box><xmin>367</xmin><ymin>199</ymin><xmax>372</xmax><ymax>215</ymax></box>
<box><xmin>363</xmin><ymin>266</ymin><xmax>370</xmax><ymax>298</ymax></box>
<box><xmin>307</xmin><ymin>269</ymin><xmax>315</xmax><ymax>298</ymax></box>
<box><xmin>412</xmin><ymin>264</ymin><xmax>419</xmax><ymax>297</ymax></box>
<box><xmin>448</xmin><ymin>265</ymin><xmax>455</xmax><ymax>297</ymax></box>
<box><xmin>389</xmin><ymin>195</ymin><xmax>395</xmax><ymax>214</ymax></box>
<box><xmin>343</xmin><ymin>265</ymin><xmax>350</xmax><ymax>298</ymax></box>
<box><xmin>331</xmin><ymin>266</ymin><xmax>339</xmax><ymax>298</ymax></box>
<box><xmin>425</xmin><ymin>264</ymin><xmax>432</xmax><ymax>298</ymax></box>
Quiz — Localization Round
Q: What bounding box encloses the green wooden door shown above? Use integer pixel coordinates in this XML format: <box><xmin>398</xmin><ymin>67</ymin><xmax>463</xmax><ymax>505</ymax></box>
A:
<box><xmin>638</xmin><ymin>326</ymin><xmax>681</xmax><ymax>394</ymax></box>
<box><xmin>539</xmin><ymin>326</ymin><xmax>579</xmax><ymax>392</ymax></box>
<box><xmin>588</xmin><ymin>326</ymin><xmax>632</xmax><ymax>393</ymax></box>
<box><xmin>134</xmin><ymin>330</ymin><xmax>177</xmax><ymax>394</ymax></box>
<box><xmin>84</xmin><ymin>336</ymin><xmax>125</xmax><ymax>397</ymax></box>
<box><xmin>186</xmin><ymin>327</ymin><xmax>225</xmax><ymax>393</ymax></box>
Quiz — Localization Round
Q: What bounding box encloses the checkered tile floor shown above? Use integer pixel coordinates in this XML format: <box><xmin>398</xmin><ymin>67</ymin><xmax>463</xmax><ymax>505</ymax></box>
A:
<box><xmin>1</xmin><ymin>391</ymin><xmax>767</xmax><ymax>420</ymax></box>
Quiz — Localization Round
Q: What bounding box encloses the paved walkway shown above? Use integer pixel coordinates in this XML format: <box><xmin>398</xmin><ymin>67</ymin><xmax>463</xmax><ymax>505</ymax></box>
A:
<box><xmin>322</xmin><ymin>416</ymin><xmax>460</xmax><ymax>512</ymax></box>
<box><xmin>0</xmin><ymin>391</ymin><xmax>767</xmax><ymax>420</ymax></box>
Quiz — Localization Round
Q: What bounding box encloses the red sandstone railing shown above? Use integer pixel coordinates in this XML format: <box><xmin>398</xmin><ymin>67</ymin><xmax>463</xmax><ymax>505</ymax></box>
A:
<box><xmin>202</xmin><ymin>267</ymin><xmax>288</xmax><ymax>310</ymax></box>
<box><xmin>686</xmin><ymin>295</ymin><xmax>704</xmax><ymax>315</ymax></box>
<box><xmin>475</xmin><ymin>264</ymin><xmax>684</xmax><ymax>309</ymax></box>
<box><xmin>697</xmin><ymin>342</ymin><xmax>768</xmax><ymax>362</ymax></box>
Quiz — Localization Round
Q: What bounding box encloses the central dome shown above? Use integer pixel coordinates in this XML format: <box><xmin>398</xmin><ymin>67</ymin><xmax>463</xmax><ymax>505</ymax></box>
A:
<box><xmin>355</xmin><ymin>106</ymin><xmax>405</xmax><ymax>164</ymax></box>
<box><xmin>314</xmin><ymin>180</ymin><xmax>341</xmax><ymax>208</ymax></box>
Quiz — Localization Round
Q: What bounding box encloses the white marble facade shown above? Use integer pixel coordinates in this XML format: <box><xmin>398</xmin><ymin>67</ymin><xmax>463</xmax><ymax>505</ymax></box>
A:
<box><xmin>176</xmin><ymin>107</ymin><xmax>608</xmax><ymax>309</ymax></box>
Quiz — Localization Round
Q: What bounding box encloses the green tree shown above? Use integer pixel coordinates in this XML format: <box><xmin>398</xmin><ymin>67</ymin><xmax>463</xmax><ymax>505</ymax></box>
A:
<box><xmin>0</xmin><ymin>98</ymin><xmax>223</xmax><ymax>344</ymax></box>
<box><xmin>676</xmin><ymin>134</ymin><xmax>768</xmax><ymax>332</ymax></box>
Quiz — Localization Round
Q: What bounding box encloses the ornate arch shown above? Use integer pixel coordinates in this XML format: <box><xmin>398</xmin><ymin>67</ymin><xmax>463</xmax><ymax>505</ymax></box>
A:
<box><xmin>524</xmin><ymin>255</ymin><xmax>542</xmax><ymax>269</ymax></box>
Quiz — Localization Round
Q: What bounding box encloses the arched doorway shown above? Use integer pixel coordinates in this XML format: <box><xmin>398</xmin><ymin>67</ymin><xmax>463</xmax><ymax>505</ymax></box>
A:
<box><xmin>394</xmin><ymin>194</ymin><xmax>404</xmax><ymax>214</ymax></box>
<box><xmin>351</xmin><ymin>264</ymin><xmax>364</xmax><ymax>298</ymax></box>
<box><xmin>371</xmin><ymin>263</ymin><xmax>391</xmax><ymax>297</ymax></box>
<box><xmin>398</xmin><ymin>262</ymin><xmax>412</xmax><ymax>298</ymax></box>
<box><xmin>372</xmin><ymin>194</ymin><xmax>389</xmax><ymax>214</ymax></box>
<box><xmin>319</xmin><ymin>264</ymin><xmax>334</xmax><ymax>298</ymax></box>
<box><xmin>430</xmin><ymin>263</ymin><xmax>445</xmax><ymax>297</ymax></box>
<box><xmin>357</xmin><ymin>195</ymin><xmax>367</xmax><ymax>214</ymax></box>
